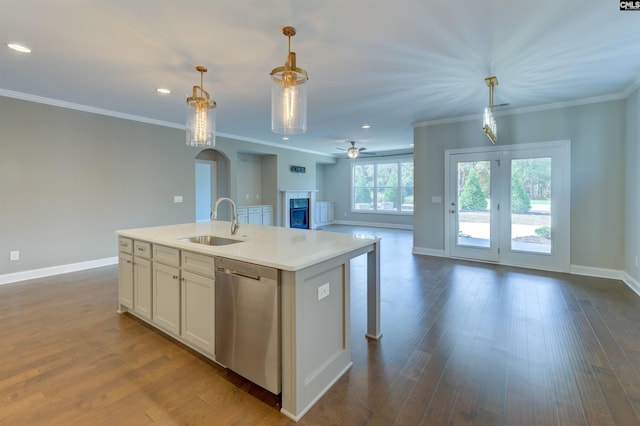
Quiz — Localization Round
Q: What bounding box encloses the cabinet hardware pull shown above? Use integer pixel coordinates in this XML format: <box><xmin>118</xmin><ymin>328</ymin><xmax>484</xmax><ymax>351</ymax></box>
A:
<box><xmin>173</xmin><ymin>275</ymin><xmax>179</xmax><ymax>280</ymax></box>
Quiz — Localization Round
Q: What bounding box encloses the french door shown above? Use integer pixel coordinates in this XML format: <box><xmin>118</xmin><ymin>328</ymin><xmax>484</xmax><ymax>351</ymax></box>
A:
<box><xmin>445</xmin><ymin>141</ymin><xmax>570</xmax><ymax>272</ymax></box>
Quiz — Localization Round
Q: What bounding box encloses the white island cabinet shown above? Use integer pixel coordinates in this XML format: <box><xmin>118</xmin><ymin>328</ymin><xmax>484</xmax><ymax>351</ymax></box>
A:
<box><xmin>116</xmin><ymin>221</ymin><xmax>381</xmax><ymax>422</ymax></box>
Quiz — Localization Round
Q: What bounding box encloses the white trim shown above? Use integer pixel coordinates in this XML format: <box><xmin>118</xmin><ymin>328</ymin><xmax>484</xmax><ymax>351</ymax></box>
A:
<box><xmin>570</xmin><ymin>264</ymin><xmax>625</xmax><ymax>280</ymax></box>
<box><xmin>443</xmin><ymin>140</ymin><xmax>571</xmax><ymax>272</ymax></box>
<box><xmin>412</xmin><ymin>247</ymin><xmax>445</xmax><ymax>257</ymax></box>
<box><xmin>623</xmin><ymin>273</ymin><xmax>640</xmax><ymax>297</ymax></box>
<box><xmin>0</xmin><ymin>257</ymin><xmax>118</xmax><ymax>286</ymax></box>
<box><xmin>333</xmin><ymin>220</ymin><xmax>412</xmax><ymax>230</ymax></box>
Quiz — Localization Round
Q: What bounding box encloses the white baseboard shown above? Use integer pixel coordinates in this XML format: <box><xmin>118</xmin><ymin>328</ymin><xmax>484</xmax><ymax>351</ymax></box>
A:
<box><xmin>570</xmin><ymin>264</ymin><xmax>625</xmax><ymax>280</ymax></box>
<box><xmin>0</xmin><ymin>257</ymin><xmax>118</xmax><ymax>286</ymax></box>
<box><xmin>412</xmin><ymin>247</ymin><xmax>445</xmax><ymax>257</ymax></box>
<box><xmin>624</xmin><ymin>272</ymin><xmax>640</xmax><ymax>297</ymax></box>
<box><xmin>333</xmin><ymin>220</ymin><xmax>413</xmax><ymax>230</ymax></box>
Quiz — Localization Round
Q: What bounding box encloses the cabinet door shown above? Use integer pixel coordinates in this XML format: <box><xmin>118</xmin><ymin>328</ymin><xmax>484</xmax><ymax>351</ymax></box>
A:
<box><xmin>133</xmin><ymin>257</ymin><xmax>152</xmax><ymax>320</ymax></box>
<box><xmin>118</xmin><ymin>253</ymin><xmax>134</xmax><ymax>310</ymax></box>
<box><xmin>181</xmin><ymin>270</ymin><xmax>215</xmax><ymax>355</ymax></box>
<box><xmin>153</xmin><ymin>262</ymin><xmax>181</xmax><ymax>335</ymax></box>
<box><xmin>262</xmin><ymin>212</ymin><xmax>273</xmax><ymax>226</ymax></box>
<box><xmin>328</xmin><ymin>203</ymin><xmax>335</xmax><ymax>223</ymax></box>
<box><xmin>248</xmin><ymin>213</ymin><xmax>262</xmax><ymax>224</ymax></box>
<box><xmin>319</xmin><ymin>204</ymin><xmax>328</xmax><ymax>225</ymax></box>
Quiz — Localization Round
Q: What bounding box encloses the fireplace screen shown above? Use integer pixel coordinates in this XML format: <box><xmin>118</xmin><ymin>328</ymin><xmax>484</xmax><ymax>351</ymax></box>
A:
<box><xmin>290</xmin><ymin>198</ymin><xmax>309</xmax><ymax>229</ymax></box>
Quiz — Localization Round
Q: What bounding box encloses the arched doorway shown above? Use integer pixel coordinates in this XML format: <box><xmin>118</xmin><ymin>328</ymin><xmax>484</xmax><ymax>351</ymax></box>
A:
<box><xmin>195</xmin><ymin>149</ymin><xmax>230</xmax><ymax>222</ymax></box>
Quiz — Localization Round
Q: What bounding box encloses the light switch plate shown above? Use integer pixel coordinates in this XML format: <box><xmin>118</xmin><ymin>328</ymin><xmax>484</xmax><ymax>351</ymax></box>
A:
<box><xmin>173</xmin><ymin>195</ymin><xmax>183</xmax><ymax>203</ymax></box>
<box><xmin>10</xmin><ymin>250</ymin><xmax>19</xmax><ymax>261</ymax></box>
<box><xmin>431</xmin><ymin>196</ymin><xmax>442</xmax><ymax>204</ymax></box>
<box><xmin>318</xmin><ymin>283</ymin><xmax>330</xmax><ymax>300</ymax></box>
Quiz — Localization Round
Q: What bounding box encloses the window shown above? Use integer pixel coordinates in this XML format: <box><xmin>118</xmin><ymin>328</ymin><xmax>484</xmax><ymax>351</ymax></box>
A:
<box><xmin>352</xmin><ymin>159</ymin><xmax>413</xmax><ymax>213</ymax></box>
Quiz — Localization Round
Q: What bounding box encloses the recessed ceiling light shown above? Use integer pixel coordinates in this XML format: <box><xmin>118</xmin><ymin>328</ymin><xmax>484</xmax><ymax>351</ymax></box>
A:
<box><xmin>6</xmin><ymin>43</ymin><xmax>31</xmax><ymax>53</ymax></box>
<box><xmin>361</xmin><ymin>124</ymin><xmax>371</xmax><ymax>129</ymax></box>
<box><xmin>282</xmin><ymin>137</ymin><xmax>289</xmax><ymax>141</ymax></box>
<box><xmin>156</xmin><ymin>88</ymin><xmax>171</xmax><ymax>94</ymax></box>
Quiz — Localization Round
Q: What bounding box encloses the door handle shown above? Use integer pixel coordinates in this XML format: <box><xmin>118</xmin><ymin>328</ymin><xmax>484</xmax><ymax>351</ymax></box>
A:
<box><xmin>450</xmin><ymin>209</ymin><xmax>456</xmax><ymax>214</ymax></box>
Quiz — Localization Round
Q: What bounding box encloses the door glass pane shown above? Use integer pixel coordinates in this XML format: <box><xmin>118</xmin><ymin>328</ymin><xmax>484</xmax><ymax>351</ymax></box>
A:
<box><xmin>510</xmin><ymin>158</ymin><xmax>551</xmax><ymax>254</ymax></box>
<box><xmin>457</xmin><ymin>160</ymin><xmax>491</xmax><ymax>248</ymax></box>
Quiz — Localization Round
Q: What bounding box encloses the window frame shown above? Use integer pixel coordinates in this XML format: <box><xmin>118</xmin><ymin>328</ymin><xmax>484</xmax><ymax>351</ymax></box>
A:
<box><xmin>350</xmin><ymin>156</ymin><xmax>414</xmax><ymax>215</ymax></box>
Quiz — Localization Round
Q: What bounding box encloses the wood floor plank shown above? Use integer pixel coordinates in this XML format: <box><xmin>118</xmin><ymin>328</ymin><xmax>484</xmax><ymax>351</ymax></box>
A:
<box><xmin>2</xmin><ymin>226</ymin><xmax>640</xmax><ymax>425</ymax></box>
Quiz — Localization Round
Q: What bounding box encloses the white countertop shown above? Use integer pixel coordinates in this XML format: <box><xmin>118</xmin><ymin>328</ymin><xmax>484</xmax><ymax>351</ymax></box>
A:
<box><xmin>116</xmin><ymin>222</ymin><xmax>380</xmax><ymax>271</ymax></box>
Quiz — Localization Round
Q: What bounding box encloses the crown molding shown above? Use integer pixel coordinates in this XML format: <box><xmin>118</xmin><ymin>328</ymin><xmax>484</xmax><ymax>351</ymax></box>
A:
<box><xmin>0</xmin><ymin>88</ymin><xmax>334</xmax><ymax>159</ymax></box>
<box><xmin>412</xmin><ymin>91</ymin><xmax>629</xmax><ymax>128</ymax></box>
<box><xmin>0</xmin><ymin>88</ymin><xmax>183</xmax><ymax>129</ymax></box>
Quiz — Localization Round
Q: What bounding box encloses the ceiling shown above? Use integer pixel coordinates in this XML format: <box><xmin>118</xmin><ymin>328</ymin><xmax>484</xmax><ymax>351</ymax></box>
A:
<box><xmin>1</xmin><ymin>0</ymin><xmax>639</xmax><ymax>156</ymax></box>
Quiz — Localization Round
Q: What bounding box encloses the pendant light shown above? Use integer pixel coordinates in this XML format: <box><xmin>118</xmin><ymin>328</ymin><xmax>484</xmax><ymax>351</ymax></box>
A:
<box><xmin>270</xmin><ymin>26</ymin><xmax>309</xmax><ymax>135</ymax></box>
<box><xmin>483</xmin><ymin>76</ymin><xmax>498</xmax><ymax>144</ymax></box>
<box><xmin>186</xmin><ymin>65</ymin><xmax>217</xmax><ymax>147</ymax></box>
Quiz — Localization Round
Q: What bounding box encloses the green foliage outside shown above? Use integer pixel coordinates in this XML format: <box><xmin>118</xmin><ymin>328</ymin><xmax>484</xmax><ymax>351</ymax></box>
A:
<box><xmin>459</xmin><ymin>170</ymin><xmax>487</xmax><ymax>211</ymax></box>
<box><xmin>511</xmin><ymin>176</ymin><xmax>531</xmax><ymax>214</ymax></box>
<box><xmin>535</xmin><ymin>226</ymin><xmax>551</xmax><ymax>239</ymax></box>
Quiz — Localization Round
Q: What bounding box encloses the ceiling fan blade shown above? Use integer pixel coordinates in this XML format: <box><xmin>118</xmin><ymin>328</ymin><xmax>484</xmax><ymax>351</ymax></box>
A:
<box><xmin>359</xmin><ymin>147</ymin><xmax>367</xmax><ymax>152</ymax></box>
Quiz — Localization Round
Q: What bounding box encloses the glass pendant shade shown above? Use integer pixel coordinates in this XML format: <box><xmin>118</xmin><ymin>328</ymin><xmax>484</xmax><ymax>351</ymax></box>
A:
<box><xmin>271</xmin><ymin>71</ymin><xmax>307</xmax><ymax>134</ymax></box>
<box><xmin>483</xmin><ymin>107</ymin><xmax>497</xmax><ymax>144</ymax></box>
<box><xmin>186</xmin><ymin>66</ymin><xmax>217</xmax><ymax>147</ymax></box>
<box><xmin>482</xmin><ymin>76</ymin><xmax>498</xmax><ymax>144</ymax></box>
<box><xmin>270</xmin><ymin>26</ymin><xmax>308</xmax><ymax>135</ymax></box>
<box><xmin>347</xmin><ymin>147</ymin><xmax>359</xmax><ymax>159</ymax></box>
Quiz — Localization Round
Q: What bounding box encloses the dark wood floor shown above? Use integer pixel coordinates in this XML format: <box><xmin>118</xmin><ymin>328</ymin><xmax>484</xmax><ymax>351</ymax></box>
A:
<box><xmin>2</xmin><ymin>225</ymin><xmax>640</xmax><ymax>425</ymax></box>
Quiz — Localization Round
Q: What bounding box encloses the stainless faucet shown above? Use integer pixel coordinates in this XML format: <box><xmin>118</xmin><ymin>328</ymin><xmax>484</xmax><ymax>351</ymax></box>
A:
<box><xmin>211</xmin><ymin>197</ymin><xmax>240</xmax><ymax>236</ymax></box>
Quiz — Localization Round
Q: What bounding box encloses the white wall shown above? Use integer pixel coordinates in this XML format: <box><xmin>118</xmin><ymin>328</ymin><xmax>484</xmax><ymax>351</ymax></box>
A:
<box><xmin>413</xmin><ymin>99</ymin><xmax>627</xmax><ymax>271</ymax></box>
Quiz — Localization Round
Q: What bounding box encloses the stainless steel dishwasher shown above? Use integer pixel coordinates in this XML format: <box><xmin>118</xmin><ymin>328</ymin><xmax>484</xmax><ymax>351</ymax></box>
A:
<box><xmin>215</xmin><ymin>257</ymin><xmax>280</xmax><ymax>394</ymax></box>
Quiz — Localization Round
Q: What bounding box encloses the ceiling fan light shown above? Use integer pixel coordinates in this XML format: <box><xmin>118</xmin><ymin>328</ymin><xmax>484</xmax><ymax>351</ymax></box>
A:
<box><xmin>347</xmin><ymin>147</ymin><xmax>360</xmax><ymax>159</ymax></box>
<box><xmin>186</xmin><ymin>65</ymin><xmax>216</xmax><ymax>147</ymax></box>
<box><xmin>270</xmin><ymin>26</ymin><xmax>308</xmax><ymax>135</ymax></box>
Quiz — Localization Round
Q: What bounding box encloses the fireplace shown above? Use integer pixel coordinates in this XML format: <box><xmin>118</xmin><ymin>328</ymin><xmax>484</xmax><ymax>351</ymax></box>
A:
<box><xmin>289</xmin><ymin>198</ymin><xmax>309</xmax><ymax>229</ymax></box>
<box><xmin>281</xmin><ymin>190</ymin><xmax>317</xmax><ymax>229</ymax></box>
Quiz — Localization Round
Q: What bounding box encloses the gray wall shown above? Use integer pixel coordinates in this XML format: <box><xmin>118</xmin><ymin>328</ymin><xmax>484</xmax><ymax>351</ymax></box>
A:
<box><xmin>626</xmin><ymin>88</ymin><xmax>640</xmax><ymax>282</ymax></box>
<box><xmin>414</xmin><ymin>99</ymin><xmax>626</xmax><ymax>271</ymax></box>
<box><xmin>0</xmin><ymin>96</ymin><xmax>334</xmax><ymax>275</ymax></box>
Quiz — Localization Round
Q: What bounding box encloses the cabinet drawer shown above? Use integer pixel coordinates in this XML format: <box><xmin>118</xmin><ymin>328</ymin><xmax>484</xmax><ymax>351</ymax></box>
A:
<box><xmin>248</xmin><ymin>207</ymin><xmax>262</xmax><ymax>214</ymax></box>
<box><xmin>153</xmin><ymin>244</ymin><xmax>180</xmax><ymax>267</ymax></box>
<box><xmin>182</xmin><ymin>251</ymin><xmax>216</xmax><ymax>276</ymax></box>
<box><xmin>262</xmin><ymin>206</ymin><xmax>273</xmax><ymax>213</ymax></box>
<box><xmin>118</xmin><ymin>237</ymin><xmax>133</xmax><ymax>254</ymax></box>
<box><xmin>236</xmin><ymin>207</ymin><xmax>248</xmax><ymax>215</ymax></box>
<box><xmin>134</xmin><ymin>241</ymin><xmax>152</xmax><ymax>259</ymax></box>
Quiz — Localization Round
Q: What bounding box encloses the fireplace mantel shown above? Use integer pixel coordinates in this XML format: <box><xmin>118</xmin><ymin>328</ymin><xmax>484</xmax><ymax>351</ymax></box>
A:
<box><xmin>281</xmin><ymin>190</ymin><xmax>318</xmax><ymax>229</ymax></box>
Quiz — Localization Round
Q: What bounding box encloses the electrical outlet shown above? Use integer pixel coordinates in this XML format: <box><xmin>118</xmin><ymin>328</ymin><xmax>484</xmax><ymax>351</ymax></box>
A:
<box><xmin>10</xmin><ymin>250</ymin><xmax>19</xmax><ymax>261</ymax></box>
<box><xmin>318</xmin><ymin>283</ymin><xmax>330</xmax><ymax>301</ymax></box>
<box><xmin>635</xmin><ymin>256</ymin><xmax>639</xmax><ymax>268</ymax></box>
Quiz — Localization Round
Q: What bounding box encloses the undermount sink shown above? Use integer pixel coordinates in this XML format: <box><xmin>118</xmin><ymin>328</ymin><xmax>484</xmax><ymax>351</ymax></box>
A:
<box><xmin>180</xmin><ymin>235</ymin><xmax>243</xmax><ymax>246</ymax></box>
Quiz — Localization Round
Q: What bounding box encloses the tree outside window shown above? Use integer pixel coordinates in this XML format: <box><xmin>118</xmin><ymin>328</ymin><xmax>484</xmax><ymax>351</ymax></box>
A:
<box><xmin>352</xmin><ymin>159</ymin><xmax>413</xmax><ymax>213</ymax></box>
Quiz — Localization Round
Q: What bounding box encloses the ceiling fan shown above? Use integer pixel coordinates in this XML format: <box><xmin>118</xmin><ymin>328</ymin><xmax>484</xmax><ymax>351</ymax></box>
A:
<box><xmin>336</xmin><ymin>141</ymin><xmax>374</xmax><ymax>159</ymax></box>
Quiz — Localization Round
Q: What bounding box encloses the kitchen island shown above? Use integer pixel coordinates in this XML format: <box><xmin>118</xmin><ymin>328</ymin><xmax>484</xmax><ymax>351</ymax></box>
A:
<box><xmin>116</xmin><ymin>221</ymin><xmax>381</xmax><ymax>421</ymax></box>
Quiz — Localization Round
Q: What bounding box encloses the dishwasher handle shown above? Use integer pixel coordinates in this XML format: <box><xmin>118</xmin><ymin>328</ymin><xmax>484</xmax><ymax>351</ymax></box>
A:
<box><xmin>217</xmin><ymin>267</ymin><xmax>261</xmax><ymax>281</ymax></box>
